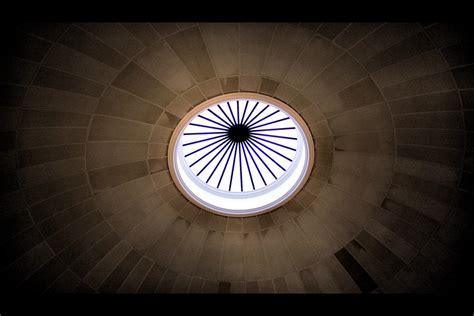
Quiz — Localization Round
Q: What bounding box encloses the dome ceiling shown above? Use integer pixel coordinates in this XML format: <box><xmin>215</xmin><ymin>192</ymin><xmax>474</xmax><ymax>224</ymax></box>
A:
<box><xmin>0</xmin><ymin>22</ymin><xmax>473</xmax><ymax>294</ymax></box>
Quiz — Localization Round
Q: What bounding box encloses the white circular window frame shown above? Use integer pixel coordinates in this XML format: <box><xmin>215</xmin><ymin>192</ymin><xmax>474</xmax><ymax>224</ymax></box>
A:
<box><xmin>168</xmin><ymin>93</ymin><xmax>315</xmax><ymax>217</ymax></box>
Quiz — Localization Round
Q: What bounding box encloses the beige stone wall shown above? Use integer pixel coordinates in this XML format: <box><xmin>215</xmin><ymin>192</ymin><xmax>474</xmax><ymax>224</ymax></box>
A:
<box><xmin>0</xmin><ymin>22</ymin><xmax>472</xmax><ymax>293</ymax></box>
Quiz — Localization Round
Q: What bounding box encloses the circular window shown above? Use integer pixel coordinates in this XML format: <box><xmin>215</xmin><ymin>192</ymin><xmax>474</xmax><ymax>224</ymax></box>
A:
<box><xmin>168</xmin><ymin>93</ymin><xmax>314</xmax><ymax>217</ymax></box>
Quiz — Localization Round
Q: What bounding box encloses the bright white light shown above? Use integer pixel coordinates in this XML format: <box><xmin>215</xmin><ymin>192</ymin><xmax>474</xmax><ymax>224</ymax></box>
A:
<box><xmin>170</xmin><ymin>95</ymin><xmax>313</xmax><ymax>216</ymax></box>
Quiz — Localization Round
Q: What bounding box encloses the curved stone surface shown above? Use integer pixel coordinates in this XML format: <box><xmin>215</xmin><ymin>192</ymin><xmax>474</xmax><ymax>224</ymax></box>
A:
<box><xmin>0</xmin><ymin>22</ymin><xmax>472</xmax><ymax>294</ymax></box>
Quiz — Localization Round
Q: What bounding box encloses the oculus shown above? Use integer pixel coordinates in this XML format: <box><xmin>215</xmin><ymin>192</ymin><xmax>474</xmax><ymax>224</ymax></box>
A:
<box><xmin>168</xmin><ymin>93</ymin><xmax>314</xmax><ymax>217</ymax></box>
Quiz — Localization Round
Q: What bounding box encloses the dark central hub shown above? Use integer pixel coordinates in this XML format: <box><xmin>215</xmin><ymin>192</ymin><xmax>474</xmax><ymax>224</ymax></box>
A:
<box><xmin>228</xmin><ymin>124</ymin><xmax>250</xmax><ymax>143</ymax></box>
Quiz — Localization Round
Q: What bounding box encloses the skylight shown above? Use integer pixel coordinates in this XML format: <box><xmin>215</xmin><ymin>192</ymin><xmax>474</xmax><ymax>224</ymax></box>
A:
<box><xmin>168</xmin><ymin>93</ymin><xmax>314</xmax><ymax>217</ymax></box>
